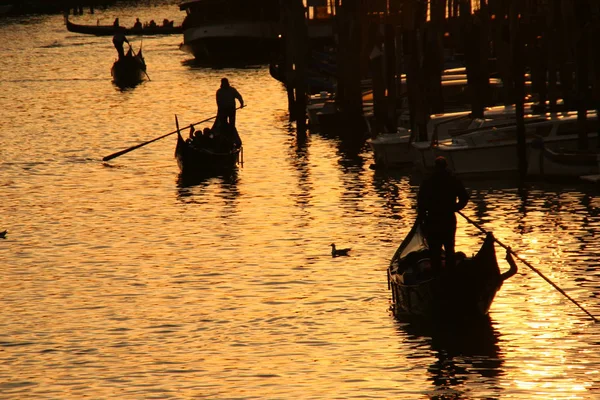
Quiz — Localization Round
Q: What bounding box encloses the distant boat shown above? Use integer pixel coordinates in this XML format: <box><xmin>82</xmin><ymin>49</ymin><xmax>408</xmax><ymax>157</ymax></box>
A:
<box><xmin>175</xmin><ymin>122</ymin><xmax>242</xmax><ymax>175</ymax></box>
<box><xmin>66</xmin><ymin>16</ymin><xmax>182</xmax><ymax>36</ymax></box>
<box><xmin>111</xmin><ymin>45</ymin><xmax>147</xmax><ymax>88</ymax></box>
<box><xmin>179</xmin><ymin>0</ymin><xmax>280</xmax><ymax>64</ymax></box>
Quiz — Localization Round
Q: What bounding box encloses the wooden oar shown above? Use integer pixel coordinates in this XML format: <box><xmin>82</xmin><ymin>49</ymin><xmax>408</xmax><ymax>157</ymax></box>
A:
<box><xmin>102</xmin><ymin>114</ymin><xmax>219</xmax><ymax>161</ymax></box>
<box><xmin>458</xmin><ymin>210</ymin><xmax>598</xmax><ymax>322</ymax></box>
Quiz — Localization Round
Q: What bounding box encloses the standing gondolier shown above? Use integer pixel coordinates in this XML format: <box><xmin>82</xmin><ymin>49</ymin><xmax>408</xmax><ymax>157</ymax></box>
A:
<box><xmin>112</xmin><ymin>28</ymin><xmax>129</xmax><ymax>60</ymax></box>
<box><xmin>215</xmin><ymin>77</ymin><xmax>244</xmax><ymax>128</ymax></box>
<box><xmin>417</xmin><ymin>156</ymin><xmax>469</xmax><ymax>273</ymax></box>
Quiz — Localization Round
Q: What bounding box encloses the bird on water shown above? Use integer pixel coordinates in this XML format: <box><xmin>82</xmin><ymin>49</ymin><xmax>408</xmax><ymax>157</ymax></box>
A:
<box><xmin>331</xmin><ymin>243</ymin><xmax>351</xmax><ymax>257</ymax></box>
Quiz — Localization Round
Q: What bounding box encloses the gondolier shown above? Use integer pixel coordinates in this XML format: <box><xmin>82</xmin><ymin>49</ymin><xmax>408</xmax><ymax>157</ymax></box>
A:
<box><xmin>216</xmin><ymin>77</ymin><xmax>244</xmax><ymax>128</ymax></box>
<box><xmin>112</xmin><ymin>29</ymin><xmax>129</xmax><ymax>60</ymax></box>
<box><xmin>417</xmin><ymin>156</ymin><xmax>469</xmax><ymax>273</ymax></box>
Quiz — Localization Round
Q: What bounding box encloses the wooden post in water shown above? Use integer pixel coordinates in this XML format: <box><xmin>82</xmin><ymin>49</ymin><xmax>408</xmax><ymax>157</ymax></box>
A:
<box><xmin>510</xmin><ymin>1</ymin><xmax>527</xmax><ymax>179</ymax></box>
<box><xmin>574</xmin><ymin>1</ymin><xmax>590</xmax><ymax>150</ymax></box>
<box><xmin>383</xmin><ymin>23</ymin><xmax>398</xmax><ymax>132</ymax></box>
<box><xmin>589</xmin><ymin>2</ymin><xmax>600</xmax><ymax>147</ymax></box>
<box><xmin>281</xmin><ymin>0</ymin><xmax>309</xmax><ymax>137</ymax></box>
<box><xmin>546</xmin><ymin>1</ymin><xmax>559</xmax><ymax>112</ymax></box>
<box><xmin>489</xmin><ymin>2</ymin><xmax>514</xmax><ymax>105</ymax></box>
<box><xmin>369</xmin><ymin>23</ymin><xmax>386</xmax><ymax>137</ymax></box>
<box><xmin>557</xmin><ymin>1</ymin><xmax>576</xmax><ymax>110</ymax></box>
<box><xmin>335</xmin><ymin>0</ymin><xmax>364</xmax><ymax>139</ymax></box>
<box><xmin>424</xmin><ymin>0</ymin><xmax>445</xmax><ymax>115</ymax></box>
<box><xmin>403</xmin><ymin>1</ymin><xmax>428</xmax><ymax>142</ymax></box>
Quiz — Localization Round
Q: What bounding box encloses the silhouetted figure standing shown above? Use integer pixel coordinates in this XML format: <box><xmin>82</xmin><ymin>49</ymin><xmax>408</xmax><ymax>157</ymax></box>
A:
<box><xmin>216</xmin><ymin>77</ymin><xmax>244</xmax><ymax>128</ymax></box>
<box><xmin>417</xmin><ymin>156</ymin><xmax>469</xmax><ymax>273</ymax></box>
<box><xmin>112</xmin><ymin>30</ymin><xmax>129</xmax><ymax>60</ymax></box>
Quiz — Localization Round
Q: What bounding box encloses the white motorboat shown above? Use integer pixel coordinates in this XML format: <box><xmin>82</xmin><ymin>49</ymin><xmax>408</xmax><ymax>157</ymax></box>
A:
<box><xmin>368</xmin><ymin>104</ymin><xmax>525</xmax><ymax>169</ymax></box>
<box><xmin>179</xmin><ymin>0</ymin><xmax>280</xmax><ymax>64</ymax></box>
<box><xmin>433</xmin><ymin>111</ymin><xmax>599</xmax><ymax>177</ymax></box>
<box><xmin>307</xmin><ymin>92</ymin><xmax>334</xmax><ymax>127</ymax></box>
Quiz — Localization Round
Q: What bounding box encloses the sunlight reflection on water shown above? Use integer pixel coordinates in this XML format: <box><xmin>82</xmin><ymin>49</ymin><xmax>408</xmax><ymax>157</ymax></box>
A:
<box><xmin>0</xmin><ymin>3</ymin><xmax>599</xmax><ymax>399</ymax></box>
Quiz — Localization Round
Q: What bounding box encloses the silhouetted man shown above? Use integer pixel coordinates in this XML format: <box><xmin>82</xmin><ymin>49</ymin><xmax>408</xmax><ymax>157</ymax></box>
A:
<box><xmin>216</xmin><ymin>78</ymin><xmax>244</xmax><ymax>128</ymax></box>
<box><xmin>112</xmin><ymin>29</ymin><xmax>129</xmax><ymax>60</ymax></box>
<box><xmin>417</xmin><ymin>156</ymin><xmax>469</xmax><ymax>273</ymax></box>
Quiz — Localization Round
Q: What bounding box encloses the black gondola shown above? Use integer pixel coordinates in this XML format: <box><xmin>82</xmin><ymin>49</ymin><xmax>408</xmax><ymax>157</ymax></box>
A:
<box><xmin>387</xmin><ymin>219</ymin><xmax>518</xmax><ymax>319</ymax></box>
<box><xmin>175</xmin><ymin>122</ymin><xmax>242</xmax><ymax>175</ymax></box>
<box><xmin>111</xmin><ymin>46</ymin><xmax>147</xmax><ymax>88</ymax></box>
<box><xmin>66</xmin><ymin>17</ymin><xmax>182</xmax><ymax>36</ymax></box>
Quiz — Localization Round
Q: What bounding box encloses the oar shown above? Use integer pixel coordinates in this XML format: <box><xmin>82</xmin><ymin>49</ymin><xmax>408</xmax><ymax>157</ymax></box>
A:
<box><xmin>102</xmin><ymin>114</ymin><xmax>219</xmax><ymax>161</ymax></box>
<box><xmin>458</xmin><ymin>210</ymin><xmax>598</xmax><ymax>322</ymax></box>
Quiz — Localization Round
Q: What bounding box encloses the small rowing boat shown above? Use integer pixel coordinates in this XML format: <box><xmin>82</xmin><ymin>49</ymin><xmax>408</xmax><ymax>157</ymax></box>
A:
<box><xmin>175</xmin><ymin>122</ymin><xmax>242</xmax><ymax>175</ymax></box>
<box><xmin>387</xmin><ymin>218</ymin><xmax>517</xmax><ymax>319</ymax></box>
<box><xmin>111</xmin><ymin>46</ymin><xmax>147</xmax><ymax>88</ymax></box>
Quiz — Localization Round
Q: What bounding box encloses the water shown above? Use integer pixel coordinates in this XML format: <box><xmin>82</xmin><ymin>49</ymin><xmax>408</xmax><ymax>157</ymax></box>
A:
<box><xmin>1</xmin><ymin>2</ymin><xmax>599</xmax><ymax>399</ymax></box>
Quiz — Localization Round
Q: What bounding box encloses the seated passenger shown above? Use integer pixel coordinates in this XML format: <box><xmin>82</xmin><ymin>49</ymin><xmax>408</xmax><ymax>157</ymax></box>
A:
<box><xmin>133</xmin><ymin>18</ymin><xmax>142</xmax><ymax>29</ymax></box>
<box><xmin>186</xmin><ymin>126</ymin><xmax>196</xmax><ymax>143</ymax></box>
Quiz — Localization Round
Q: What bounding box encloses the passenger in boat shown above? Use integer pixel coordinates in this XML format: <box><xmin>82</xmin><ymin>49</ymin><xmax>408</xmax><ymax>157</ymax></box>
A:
<box><xmin>112</xmin><ymin>29</ymin><xmax>129</xmax><ymax>60</ymax></box>
<box><xmin>113</xmin><ymin>18</ymin><xmax>119</xmax><ymax>27</ymax></box>
<box><xmin>133</xmin><ymin>18</ymin><xmax>142</xmax><ymax>30</ymax></box>
<box><xmin>148</xmin><ymin>20</ymin><xmax>157</xmax><ymax>28</ymax></box>
<box><xmin>186</xmin><ymin>126</ymin><xmax>196</xmax><ymax>144</ymax></box>
<box><xmin>216</xmin><ymin>78</ymin><xmax>244</xmax><ymax>128</ymax></box>
<box><xmin>417</xmin><ymin>156</ymin><xmax>469</xmax><ymax>273</ymax></box>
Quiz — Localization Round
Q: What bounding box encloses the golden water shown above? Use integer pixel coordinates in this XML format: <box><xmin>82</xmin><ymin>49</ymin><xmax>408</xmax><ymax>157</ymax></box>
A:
<box><xmin>0</xmin><ymin>2</ymin><xmax>599</xmax><ymax>398</ymax></box>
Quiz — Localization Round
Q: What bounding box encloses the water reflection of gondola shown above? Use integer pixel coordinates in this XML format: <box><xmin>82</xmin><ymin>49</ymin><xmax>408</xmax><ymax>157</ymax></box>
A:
<box><xmin>176</xmin><ymin>169</ymin><xmax>239</xmax><ymax>190</ymax></box>
<box><xmin>398</xmin><ymin>315</ymin><xmax>504</xmax><ymax>397</ymax></box>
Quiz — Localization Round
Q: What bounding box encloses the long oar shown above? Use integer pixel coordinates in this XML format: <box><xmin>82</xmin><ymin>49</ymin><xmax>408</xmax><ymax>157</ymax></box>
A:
<box><xmin>102</xmin><ymin>114</ymin><xmax>219</xmax><ymax>161</ymax></box>
<box><xmin>458</xmin><ymin>210</ymin><xmax>598</xmax><ymax>322</ymax></box>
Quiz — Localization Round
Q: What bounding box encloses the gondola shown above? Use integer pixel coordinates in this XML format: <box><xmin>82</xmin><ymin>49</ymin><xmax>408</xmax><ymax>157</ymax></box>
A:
<box><xmin>111</xmin><ymin>46</ymin><xmax>147</xmax><ymax>88</ymax></box>
<box><xmin>65</xmin><ymin>16</ymin><xmax>182</xmax><ymax>36</ymax></box>
<box><xmin>387</xmin><ymin>219</ymin><xmax>518</xmax><ymax>319</ymax></box>
<box><xmin>175</xmin><ymin>122</ymin><xmax>242</xmax><ymax>175</ymax></box>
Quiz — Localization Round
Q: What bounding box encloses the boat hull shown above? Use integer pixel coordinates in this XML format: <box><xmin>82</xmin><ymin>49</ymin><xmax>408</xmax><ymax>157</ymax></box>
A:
<box><xmin>111</xmin><ymin>50</ymin><xmax>146</xmax><ymax>88</ymax></box>
<box><xmin>367</xmin><ymin>130</ymin><xmax>415</xmax><ymax>168</ymax></box>
<box><xmin>175</xmin><ymin>132</ymin><xmax>241</xmax><ymax>175</ymax></box>
<box><xmin>388</xmin><ymin>222</ymin><xmax>516</xmax><ymax>319</ymax></box>
<box><xmin>527</xmin><ymin>140</ymin><xmax>600</xmax><ymax>177</ymax></box>
<box><xmin>66</xmin><ymin>18</ymin><xmax>182</xmax><ymax>36</ymax></box>
<box><xmin>181</xmin><ymin>23</ymin><xmax>279</xmax><ymax>64</ymax></box>
<box><xmin>436</xmin><ymin>134</ymin><xmax>599</xmax><ymax>178</ymax></box>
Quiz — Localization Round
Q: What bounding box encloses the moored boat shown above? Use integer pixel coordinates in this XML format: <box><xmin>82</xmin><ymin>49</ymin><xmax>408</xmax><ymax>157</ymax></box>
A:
<box><xmin>432</xmin><ymin>110</ymin><xmax>599</xmax><ymax>177</ymax></box>
<box><xmin>179</xmin><ymin>0</ymin><xmax>280</xmax><ymax>64</ymax></box>
<box><xmin>66</xmin><ymin>16</ymin><xmax>182</xmax><ymax>36</ymax></box>
<box><xmin>111</xmin><ymin>45</ymin><xmax>147</xmax><ymax>88</ymax></box>
<box><xmin>387</xmin><ymin>219</ymin><xmax>517</xmax><ymax>319</ymax></box>
<box><xmin>175</xmin><ymin>122</ymin><xmax>242</xmax><ymax>175</ymax></box>
<box><xmin>527</xmin><ymin>138</ymin><xmax>600</xmax><ymax>178</ymax></box>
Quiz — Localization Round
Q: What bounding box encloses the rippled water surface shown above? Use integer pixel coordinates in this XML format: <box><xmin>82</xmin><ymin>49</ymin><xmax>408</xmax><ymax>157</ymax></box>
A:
<box><xmin>1</xmin><ymin>2</ymin><xmax>600</xmax><ymax>399</ymax></box>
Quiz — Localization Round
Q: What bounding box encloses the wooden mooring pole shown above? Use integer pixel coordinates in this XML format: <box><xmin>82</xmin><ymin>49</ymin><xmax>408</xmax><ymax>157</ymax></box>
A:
<box><xmin>281</xmin><ymin>0</ymin><xmax>308</xmax><ymax>137</ymax></box>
